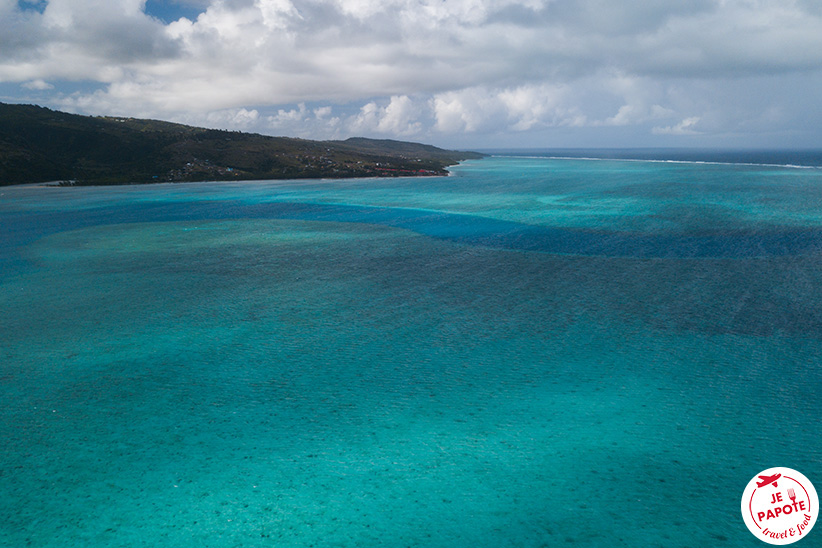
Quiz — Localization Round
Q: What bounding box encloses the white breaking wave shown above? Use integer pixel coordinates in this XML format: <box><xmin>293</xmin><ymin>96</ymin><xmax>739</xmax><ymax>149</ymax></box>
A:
<box><xmin>489</xmin><ymin>154</ymin><xmax>822</xmax><ymax>170</ymax></box>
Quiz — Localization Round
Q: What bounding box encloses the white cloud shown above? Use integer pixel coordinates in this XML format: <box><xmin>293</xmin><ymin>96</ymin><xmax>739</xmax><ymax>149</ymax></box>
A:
<box><xmin>381</xmin><ymin>96</ymin><xmax>419</xmax><ymax>133</ymax></box>
<box><xmin>22</xmin><ymin>79</ymin><xmax>54</xmax><ymax>90</ymax></box>
<box><xmin>432</xmin><ymin>88</ymin><xmax>504</xmax><ymax>133</ymax></box>
<box><xmin>268</xmin><ymin>103</ymin><xmax>308</xmax><ymax>127</ymax></box>
<box><xmin>349</xmin><ymin>98</ymin><xmax>425</xmax><ymax>136</ymax></box>
<box><xmin>652</xmin><ymin>116</ymin><xmax>701</xmax><ymax>135</ymax></box>
<box><xmin>498</xmin><ymin>84</ymin><xmax>586</xmax><ymax>130</ymax></box>
<box><xmin>432</xmin><ymin>84</ymin><xmax>592</xmax><ymax>134</ymax></box>
<box><xmin>204</xmin><ymin>107</ymin><xmax>260</xmax><ymax>128</ymax></box>
<box><xmin>257</xmin><ymin>0</ymin><xmax>303</xmax><ymax>30</ymax></box>
<box><xmin>2</xmin><ymin>0</ymin><xmax>822</xmax><ymax>145</ymax></box>
<box><xmin>313</xmin><ymin>106</ymin><xmax>332</xmax><ymax>119</ymax></box>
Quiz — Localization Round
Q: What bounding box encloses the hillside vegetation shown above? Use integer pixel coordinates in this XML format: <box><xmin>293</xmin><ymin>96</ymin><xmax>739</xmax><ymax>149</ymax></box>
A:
<box><xmin>0</xmin><ymin>103</ymin><xmax>482</xmax><ymax>186</ymax></box>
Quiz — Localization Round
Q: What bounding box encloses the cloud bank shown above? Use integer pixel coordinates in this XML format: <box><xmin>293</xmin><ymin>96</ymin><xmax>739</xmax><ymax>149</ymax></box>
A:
<box><xmin>3</xmin><ymin>0</ymin><xmax>822</xmax><ymax>146</ymax></box>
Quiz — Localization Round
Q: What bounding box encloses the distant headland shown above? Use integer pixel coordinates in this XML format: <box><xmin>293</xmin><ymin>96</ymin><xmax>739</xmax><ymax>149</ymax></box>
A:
<box><xmin>0</xmin><ymin>103</ymin><xmax>483</xmax><ymax>186</ymax></box>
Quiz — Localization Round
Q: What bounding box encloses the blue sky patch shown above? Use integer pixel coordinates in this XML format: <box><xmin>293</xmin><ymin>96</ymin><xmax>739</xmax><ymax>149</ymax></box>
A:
<box><xmin>144</xmin><ymin>0</ymin><xmax>207</xmax><ymax>23</ymax></box>
<box><xmin>16</xmin><ymin>0</ymin><xmax>46</xmax><ymax>14</ymax></box>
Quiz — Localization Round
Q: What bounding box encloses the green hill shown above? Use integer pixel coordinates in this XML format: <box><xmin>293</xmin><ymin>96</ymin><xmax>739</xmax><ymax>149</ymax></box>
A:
<box><xmin>0</xmin><ymin>103</ymin><xmax>483</xmax><ymax>186</ymax></box>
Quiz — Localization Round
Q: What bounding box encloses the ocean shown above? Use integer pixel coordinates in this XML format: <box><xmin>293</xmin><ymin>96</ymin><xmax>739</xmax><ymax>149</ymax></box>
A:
<box><xmin>1</xmin><ymin>152</ymin><xmax>821</xmax><ymax>547</ymax></box>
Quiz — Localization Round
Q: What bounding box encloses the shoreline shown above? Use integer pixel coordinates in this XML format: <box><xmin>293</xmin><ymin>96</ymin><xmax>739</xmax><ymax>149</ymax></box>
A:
<box><xmin>6</xmin><ymin>163</ymin><xmax>468</xmax><ymax>189</ymax></box>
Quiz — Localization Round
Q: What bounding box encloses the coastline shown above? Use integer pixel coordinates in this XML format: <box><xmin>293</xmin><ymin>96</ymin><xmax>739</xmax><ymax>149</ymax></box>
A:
<box><xmin>4</xmin><ymin>161</ymin><xmax>470</xmax><ymax>189</ymax></box>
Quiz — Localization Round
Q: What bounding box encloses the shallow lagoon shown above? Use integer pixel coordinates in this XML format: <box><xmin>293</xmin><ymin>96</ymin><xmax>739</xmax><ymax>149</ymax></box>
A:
<box><xmin>2</xmin><ymin>156</ymin><xmax>821</xmax><ymax>546</ymax></box>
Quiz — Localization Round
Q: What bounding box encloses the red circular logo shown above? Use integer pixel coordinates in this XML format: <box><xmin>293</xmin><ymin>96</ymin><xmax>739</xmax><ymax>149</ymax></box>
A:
<box><xmin>741</xmin><ymin>467</ymin><xmax>818</xmax><ymax>544</ymax></box>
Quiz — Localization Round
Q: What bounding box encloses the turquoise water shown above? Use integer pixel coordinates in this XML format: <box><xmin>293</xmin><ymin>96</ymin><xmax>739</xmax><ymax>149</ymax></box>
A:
<box><xmin>1</xmin><ymin>156</ymin><xmax>821</xmax><ymax>547</ymax></box>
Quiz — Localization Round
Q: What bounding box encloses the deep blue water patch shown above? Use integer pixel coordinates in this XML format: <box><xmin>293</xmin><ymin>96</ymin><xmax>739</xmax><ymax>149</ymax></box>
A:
<box><xmin>3</xmin><ymin>200</ymin><xmax>822</xmax><ymax>273</ymax></box>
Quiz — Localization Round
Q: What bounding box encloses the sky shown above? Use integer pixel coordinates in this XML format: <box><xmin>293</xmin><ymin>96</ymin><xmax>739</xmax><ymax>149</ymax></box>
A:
<box><xmin>2</xmin><ymin>0</ymin><xmax>822</xmax><ymax>149</ymax></box>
